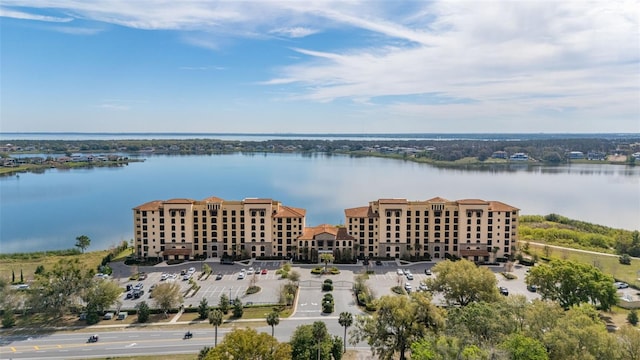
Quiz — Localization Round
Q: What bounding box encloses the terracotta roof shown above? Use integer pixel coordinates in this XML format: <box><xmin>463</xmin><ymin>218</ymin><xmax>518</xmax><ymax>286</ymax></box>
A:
<box><xmin>165</xmin><ymin>198</ymin><xmax>195</xmax><ymax>204</ymax></box>
<box><xmin>133</xmin><ymin>200</ymin><xmax>163</xmax><ymax>211</ymax></box>
<box><xmin>202</xmin><ymin>196</ymin><xmax>224</xmax><ymax>203</ymax></box>
<box><xmin>488</xmin><ymin>201</ymin><xmax>519</xmax><ymax>212</ymax></box>
<box><xmin>457</xmin><ymin>199</ymin><xmax>488</xmax><ymax>205</ymax></box>
<box><xmin>244</xmin><ymin>198</ymin><xmax>273</xmax><ymax>204</ymax></box>
<box><xmin>459</xmin><ymin>249</ymin><xmax>490</xmax><ymax>257</ymax></box>
<box><xmin>298</xmin><ymin>224</ymin><xmax>355</xmax><ymax>241</ymax></box>
<box><xmin>378</xmin><ymin>198</ymin><xmax>407</xmax><ymax>204</ymax></box>
<box><xmin>345</xmin><ymin>206</ymin><xmax>376</xmax><ymax>218</ymax></box>
<box><xmin>274</xmin><ymin>205</ymin><xmax>306</xmax><ymax>218</ymax></box>
<box><xmin>426</xmin><ymin>196</ymin><xmax>449</xmax><ymax>203</ymax></box>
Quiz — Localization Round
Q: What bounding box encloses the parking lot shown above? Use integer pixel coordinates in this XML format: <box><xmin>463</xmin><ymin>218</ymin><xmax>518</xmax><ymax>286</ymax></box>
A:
<box><xmin>113</xmin><ymin>259</ymin><xmax>636</xmax><ymax>313</ymax></box>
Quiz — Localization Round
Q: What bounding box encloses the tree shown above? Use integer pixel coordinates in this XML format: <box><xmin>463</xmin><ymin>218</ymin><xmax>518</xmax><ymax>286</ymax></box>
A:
<box><xmin>619</xmin><ymin>254</ymin><xmax>631</xmax><ymax>265</ymax></box>
<box><xmin>75</xmin><ymin>235</ymin><xmax>91</xmax><ymax>253</ymax></box>
<box><xmin>617</xmin><ymin>325</ymin><xmax>640</xmax><ymax>360</ymax></box>
<box><xmin>289</xmin><ymin>270</ymin><xmax>301</xmax><ymax>284</ymax></box>
<box><xmin>424</xmin><ymin>259</ymin><xmax>498</xmax><ymax>306</ymax></box>
<box><xmin>330</xmin><ymin>335</ymin><xmax>344</xmax><ymax>360</ymax></box>
<box><xmin>627</xmin><ymin>309</ymin><xmax>638</xmax><ymax>326</ymax></box>
<box><xmin>446</xmin><ymin>301</ymin><xmax>515</xmax><ymax>347</ymax></box>
<box><xmin>198</xmin><ymin>346</ymin><xmax>212</xmax><ymax>360</ymax></box>
<box><xmin>28</xmin><ymin>258</ymin><xmax>94</xmax><ymax>317</ymax></box>
<box><xmin>266</xmin><ymin>311</ymin><xmax>280</xmax><ymax>337</ymax></box>
<box><xmin>219</xmin><ymin>293</ymin><xmax>230</xmax><ymax>314</ymax></box>
<box><xmin>500</xmin><ymin>333</ymin><xmax>549</xmax><ymax>360</ymax></box>
<box><xmin>205</xmin><ymin>328</ymin><xmax>290</xmax><ymax>360</ymax></box>
<box><xmin>338</xmin><ymin>312</ymin><xmax>353</xmax><ymax>353</ymax></box>
<box><xmin>351</xmin><ymin>292</ymin><xmax>444</xmax><ymax>360</ymax></box>
<box><xmin>320</xmin><ymin>253</ymin><xmax>334</xmax><ymax>274</ymax></box>
<box><xmin>151</xmin><ymin>282</ymin><xmax>183</xmax><ymax>317</ymax></box>
<box><xmin>137</xmin><ymin>301</ymin><xmax>150</xmax><ymax>323</ymax></box>
<box><xmin>20</xmin><ymin>269</ymin><xmax>23</xmax><ymax>284</ymax></box>
<box><xmin>208</xmin><ymin>309</ymin><xmax>224</xmax><ymax>347</ymax></box>
<box><xmin>198</xmin><ymin>298</ymin><xmax>209</xmax><ymax>319</ymax></box>
<box><xmin>290</xmin><ymin>321</ymin><xmax>333</xmax><ymax>360</ymax></box>
<box><xmin>232</xmin><ymin>297</ymin><xmax>243</xmax><ymax>318</ymax></box>
<box><xmin>82</xmin><ymin>279</ymin><xmax>122</xmax><ymax>322</ymax></box>
<box><xmin>526</xmin><ymin>259</ymin><xmax>617</xmax><ymax>310</ymax></box>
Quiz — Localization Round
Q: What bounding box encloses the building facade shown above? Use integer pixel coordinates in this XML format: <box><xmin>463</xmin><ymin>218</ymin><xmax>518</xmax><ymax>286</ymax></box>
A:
<box><xmin>133</xmin><ymin>196</ymin><xmax>518</xmax><ymax>263</ymax></box>
<box><xmin>345</xmin><ymin>197</ymin><xmax>519</xmax><ymax>262</ymax></box>
<box><xmin>133</xmin><ymin>196</ymin><xmax>305</xmax><ymax>260</ymax></box>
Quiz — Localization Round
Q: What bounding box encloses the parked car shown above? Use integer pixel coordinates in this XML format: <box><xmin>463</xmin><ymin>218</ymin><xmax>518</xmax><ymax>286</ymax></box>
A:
<box><xmin>375</xmin><ymin>260</ymin><xmax>383</xmax><ymax>266</ymax></box>
<box><xmin>614</xmin><ymin>281</ymin><xmax>629</xmax><ymax>289</ymax></box>
<box><xmin>397</xmin><ymin>269</ymin><xmax>404</xmax><ymax>275</ymax></box>
<box><xmin>404</xmin><ymin>283</ymin><xmax>412</xmax><ymax>293</ymax></box>
<box><xmin>160</xmin><ymin>273</ymin><xmax>168</xmax><ymax>281</ymax></box>
<box><xmin>499</xmin><ymin>287</ymin><xmax>509</xmax><ymax>296</ymax></box>
<box><xmin>261</xmin><ymin>269</ymin><xmax>268</xmax><ymax>275</ymax></box>
<box><xmin>237</xmin><ymin>271</ymin><xmax>246</xmax><ymax>280</ymax></box>
<box><xmin>103</xmin><ymin>312</ymin><xmax>114</xmax><ymax>320</ymax></box>
<box><xmin>247</xmin><ymin>267</ymin><xmax>254</xmax><ymax>275</ymax></box>
<box><xmin>424</xmin><ymin>269</ymin><xmax>432</xmax><ymax>276</ymax></box>
<box><xmin>527</xmin><ymin>284</ymin><xmax>538</xmax><ymax>292</ymax></box>
<box><xmin>406</xmin><ymin>273</ymin><xmax>414</xmax><ymax>280</ymax></box>
<box><xmin>133</xmin><ymin>290</ymin><xmax>144</xmax><ymax>299</ymax></box>
<box><xmin>125</xmin><ymin>292</ymin><xmax>133</xmax><ymax>299</ymax></box>
<box><xmin>216</xmin><ymin>273</ymin><xmax>223</xmax><ymax>280</ymax></box>
<box><xmin>418</xmin><ymin>283</ymin><xmax>429</xmax><ymax>292</ymax></box>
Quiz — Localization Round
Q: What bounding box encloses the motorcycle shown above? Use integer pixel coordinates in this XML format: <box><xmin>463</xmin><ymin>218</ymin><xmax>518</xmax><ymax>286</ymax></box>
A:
<box><xmin>88</xmin><ymin>335</ymin><xmax>99</xmax><ymax>343</ymax></box>
<box><xmin>183</xmin><ymin>331</ymin><xmax>193</xmax><ymax>339</ymax></box>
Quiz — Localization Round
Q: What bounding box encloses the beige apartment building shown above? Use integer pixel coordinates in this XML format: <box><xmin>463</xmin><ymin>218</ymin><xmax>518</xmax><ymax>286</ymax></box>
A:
<box><xmin>133</xmin><ymin>196</ymin><xmax>305</xmax><ymax>261</ymax></box>
<box><xmin>345</xmin><ymin>197</ymin><xmax>519</xmax><ymax>262</ymax></box>
<box><xmin>133</xmin><ymin>196</ymin><xmax>518</xmax><ymax>263</ymax></box>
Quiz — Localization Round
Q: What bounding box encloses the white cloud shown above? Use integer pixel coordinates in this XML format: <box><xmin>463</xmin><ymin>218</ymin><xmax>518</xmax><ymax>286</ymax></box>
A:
<box><xmin>51</xmin><ymin>26</ymin><xmax>103</xmax><ymax>35</ymax></box>
<box><xmin>270</xmin><ymin>26</ymin><xmax>318</xmax><ymax>38</ymax></box>
<box><xmin>0</xmin><ymin>7</ymin><xmax>72</xmax><ymax>22</ymax></box>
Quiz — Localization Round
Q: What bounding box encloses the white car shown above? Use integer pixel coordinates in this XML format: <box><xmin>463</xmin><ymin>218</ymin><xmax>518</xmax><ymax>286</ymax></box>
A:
<box><xmin>237</xmin><ymin>272</ymin><xmax>246</xmax><ymax>280</ymax></box>
<box><xmin>397</xmin><ymin>269</ymin><xmax>404</xmax><ymax>275</ymax></box>
<box><xmin>188</xmin><ymin>267</ymin><xmax>196</xmax><ymax>274</ymax></box>
<box><xmin>160</xmin><ymin>273</ymin><xmax>168</xmax><ymax>281</ymax></box>
<box><xmin>614</xmin><ymin>281</ymin><xmax>629</xmax><ymax>289</ymax></box>
<box><xmin>247</xmin><ymin>267</ymin><xmax>254</xmax><ymax>275</ymax></box>
<box><xmin>404</xmin><ymin>283</ymin><xmax>412</xmax><ymax>292</ymax></box>
<box><xmin>419</xmin><ymin>283</ymin><xmax>429</xmax><ymax>291</ymax></box>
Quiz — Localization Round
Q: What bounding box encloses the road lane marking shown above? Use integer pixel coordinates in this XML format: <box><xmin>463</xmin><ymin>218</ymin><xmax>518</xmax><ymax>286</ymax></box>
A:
<box><xmin>11</xmin><ymin>347</ymin><xmax>16</xmax><ymax>352</ymax></box>
<box><xmin>34</xmin><ymin>345</ymin><xmax>39</xmax><ymax>350</ymax></box>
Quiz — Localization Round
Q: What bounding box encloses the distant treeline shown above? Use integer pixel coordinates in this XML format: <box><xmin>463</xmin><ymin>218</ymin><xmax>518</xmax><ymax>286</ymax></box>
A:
<box><xmin>3</xmin><ymin>137</ymin><xmax>640</xmax><ymax>163</ymax></box>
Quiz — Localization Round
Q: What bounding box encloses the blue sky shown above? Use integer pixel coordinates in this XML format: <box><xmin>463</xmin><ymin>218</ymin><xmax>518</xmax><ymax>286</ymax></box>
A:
<box><xmin>1</xmin><ymin>1</ymin><xmax>638</xmax><ymax>133</ymax></box>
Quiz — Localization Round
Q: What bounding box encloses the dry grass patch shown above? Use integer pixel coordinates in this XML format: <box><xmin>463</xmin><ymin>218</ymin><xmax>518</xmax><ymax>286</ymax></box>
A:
<box><xmin>0</xmin><ymin>250</ymin><xmax>110</xmax><ymax>283</ymax></box>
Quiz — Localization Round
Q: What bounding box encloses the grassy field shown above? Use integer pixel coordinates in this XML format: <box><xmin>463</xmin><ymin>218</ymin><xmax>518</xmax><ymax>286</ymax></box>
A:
<box><xmin>0</xmin><ymin>250</ymin><xmax>110</xmax><ymax>283</ymax></box>
<box><xmin>528</xmin><ymin>243</ymin><xmax>640</xmax><ymax>285</ymax></box>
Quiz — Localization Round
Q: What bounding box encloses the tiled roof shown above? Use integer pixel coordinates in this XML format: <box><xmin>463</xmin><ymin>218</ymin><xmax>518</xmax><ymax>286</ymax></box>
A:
<box><xmin>202</xmin><ymin>196</ymin><xmax>224</xmax><ymax>203</ymax></box>
<box><xmin>165</xmin><ymin>198</ymin><xmax>195</xmax><ymax>204</ymax></box>
<box><xmin>426</xmin><ymin>196</ymin><xmax>449</xmax><ymax>202</ymax></box>
<box><xmin>379</xmin><ymin>198</ymin><xmax>408</xmax><ymax>204</ymax></box>
<box><xmin>133</xmin><ymin>200</ymin><xmax>163</xmax><ymax>211</ymax></box>
<box><xmin>345</xmin><ymin>206</ymin><xmax>374</xmax><ymax>218</ymax></box>
<box><xmin>244</xmin><ymin>198</ymin><xmax>273</xmax><ymax>204</ymax></box>
<box><xmin>274</xmin><ymin>205</ymin><xmax>306</xmax><ymax>218</ymax></box>
<box><xmin>488</xmin><ymin>201</ymin><xmax>519</xmax><ymax>212</ymax></box>
<box><xmin>298</xmin><ymin>224</ymin><xmax>355</xmax><ymax>241</ymax></box>
<box><xmin>457</xmin><ymin>199</ymin><xmax>489</xmax><ymax>205</ymax></box>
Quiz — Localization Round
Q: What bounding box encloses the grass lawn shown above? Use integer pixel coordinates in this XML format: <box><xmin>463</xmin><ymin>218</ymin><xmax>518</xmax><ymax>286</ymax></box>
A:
<box><xmin>178</xmin><ymin>305</ymin><xmax>290</xmax><ymax>323</ymax></box>
<box><xmin>0</xmin><ymin>250</ymin><xmax>110</xmax><ymax>283</ymax></box>
<box><xmin>528</xmin><ymin>243</ymin><xmax>640</xmax><ymax>285</ymax></box>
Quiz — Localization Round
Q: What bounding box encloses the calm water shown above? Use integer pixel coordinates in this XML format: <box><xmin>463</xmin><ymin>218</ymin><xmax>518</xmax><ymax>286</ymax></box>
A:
<box><xmin>1</xmin><ymin>153</ymin><xmax>639</xmax><ymax>253</ymax></box>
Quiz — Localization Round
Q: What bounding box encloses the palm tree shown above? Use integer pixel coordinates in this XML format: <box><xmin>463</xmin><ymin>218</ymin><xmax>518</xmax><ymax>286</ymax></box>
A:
<box><xmin>266</xmin><ymin>311</ymin><xmax>280</xmax><ymax>337</ymax></box>
<box><xmin>208</xmin><ymin>309</ymin><xmax>224</xmax><ymax>346</ymax></box>
<box><xmin>320</xmin><ymin>253</ymin><xmax>334</xmax><ymax>274</ymax></box>
<box><xmin>338</xmin><ymin>311</ymin><xmax>353</xmax><ymax>353</ymax></box>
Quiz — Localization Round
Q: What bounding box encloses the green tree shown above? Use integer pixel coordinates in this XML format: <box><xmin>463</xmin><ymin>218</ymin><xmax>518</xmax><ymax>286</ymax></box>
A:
<box><xmin>232</xmin><ymin>297</ymin><xmax>243</xmax><ymax>318</ymax></box>
<box><xmin>205</xmin><ymin>328</ymin><xmax>291</xmax><ymax>360</ymax></box>
<box><xmin>20</xmin><ymin>269</ymin><xmax>23</xmax><ymax>284</ymax></box>
<box><xmin>151</xmin><ymin>282</ymin><xmax>183</xmax><ymax>318</ymax></box>
<box><xmin>330</xmin><ymin>335</ymin><xmax>343</xmax><ymax>360</ymax></box>
<box><xmin>446</xmin><ymin>301</ymin><xmax>515</xmax><ymax>347</ymax></box>
<box><xmin>351</xmin><ymin>292</ymin><xmax>444</xmax><ymax>360</ymax></box>
<box><xmin>424</xmin><ymin>259</ymin><xmax>499</xmax><ymax>306</ymax></box>
<box><xmin>28</xmin><ymin>258</ymin><xmax>94</xmax><ymax>317</ymax></box>
<box><xmin>290</xmin><ymin>321</ymin><xmax>333</xmax><ymax>360</ymax></box>
<box><xmin>526</xmin><ymin>259</ymin><xmax>617</xmax><ymax>310</ymax></box>
<box><xmin>500</xmin><ymin>333</ymin><xmax>549</xmax><ymax>360</ymax></box>
<box><xmin>338</xmin><ymin>312</ymin><xmax>353</xmax><ymax>353</ymax></box>
<box><xmin>219</xmin><ymin>293</ymin><xmax>230</xmax><ymax>314</ymax></box>
<box><xmin>289</xmin><ymin>270</ymin><xmax>301</xmax><ymax>284</ymax></box>
<box><xmin>266</xmin><ymin>311</ymin><xmax>280</xmax><ymax>337</ymax></box>
<box><xmin>627</xmin><ymin>309</ymin><xmax>638</xmax><ymax>326</ymax></box>
<box><xmin>523</xmin><ymin>300</ymin><xmax>564</xmax><ymax>341</ymax></box>
<box><xmin>198</xmin><ymin>346</ymin><xmax>212</xmax><ymax>360</ymax></box>
<box><xmin>617</xmin><ymin>325</ymin><xmax>640</xmax><ymax>360</ymax></box>
<box><xmin>137</xmin><ymin>301</ymin><xmax>150</xmax><ymax>323</ymax></box>
<box><xmin>75</xmin><ymin>235</ymin><xmax>91</xmax><ymax>253</ymax></box>
<box><xmin>208</xmin><ymin>309</ymin><xmax>224</xmax><ymax>347</ymax></box>
<box><xmin>543</xmin><ymin>304</ymin><xmax>618</xmax><ymax>360</ymax></box>
<box><xmin>320</xmin><ymin>253</ymin><xmax>334</xmax><ymax>274</ymax></box>
<box><xmin>82</xmin><ymin>279</ymin><xmax>122</xmax><ymax>322</ymax></box>
<box><xmin>198</xmin><ymin>298</ymin><xmax>209</xmax><ymax>319</ymax></box>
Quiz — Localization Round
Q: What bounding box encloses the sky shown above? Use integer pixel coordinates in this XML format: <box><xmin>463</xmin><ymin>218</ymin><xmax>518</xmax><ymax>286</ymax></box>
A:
<box><xmin>1</xmin><ymin>1</ymin><xmax>639</xmax><ymax>134</ymax></box>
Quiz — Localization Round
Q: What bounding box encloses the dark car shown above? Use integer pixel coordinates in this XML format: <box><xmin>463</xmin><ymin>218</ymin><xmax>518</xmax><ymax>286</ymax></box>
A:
<box><xmin>133</xmin><ymin>290</ymin><xmax>144</xmax><ymax>299</ymax></box>
<box><xmin>424</xmin><ymin>269</ymin><xmax>432</xmax><ymax>275</ymax></box>
<box><xmin>499</xmin><ymin>287</ymin><xmax>509</xmax><ymax>296</ymax></box>
<box><xmin>216</xmin><ymin>273</ymin><xmax>223</xmax><ymax>280</ymax></box>
<box><xmin>375</xmin><ymin>260</ymin><xmax>383</xmax><ymax>266</ymax></box>
<box><xmin>527</xmin><ymin>284</ymin><xmax>538</xmax><ymax>292</ymax></box>
<box><xmin>125</xmin><ymin>292</ymin><xmax>133</xmax><ymax>299</ymax></box>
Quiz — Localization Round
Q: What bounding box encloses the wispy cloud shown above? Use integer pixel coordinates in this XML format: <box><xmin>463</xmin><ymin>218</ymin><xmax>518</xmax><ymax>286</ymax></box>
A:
<box><xmin>179</xmin><ymin>66</ymin><xmax>226</xmax><ymax>71</ymax></box>
<box><xmin>97</xmin><ymin>103</ymin><xmax>130</xmax><ymax>111</ymax></box>
<box><xmin>270</xmin><ymin>26</ymin><xmax>318</xmax><ymax>38</ymax></box>
<box><xmin>51</xmin><ymin>26</ymin><xmax>103</xmax><ymax>35</ymax></box>
<box><xmin>0</xmin><ymin>7</ymin><xmax>72</xmax><ymax>22</ymax></box>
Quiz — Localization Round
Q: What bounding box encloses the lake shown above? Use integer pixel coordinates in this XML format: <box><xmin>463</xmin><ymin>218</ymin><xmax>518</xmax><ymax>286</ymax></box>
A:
<box><xmin>1</xmin><ymin>153</ymin><xmax>639</xmax><ymax>253</ymax></box>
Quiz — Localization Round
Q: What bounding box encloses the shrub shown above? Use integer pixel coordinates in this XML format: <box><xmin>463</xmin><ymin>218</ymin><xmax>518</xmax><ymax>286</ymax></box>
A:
<box><xmin>246</xmin><ymin>286</ymin><xmax>260</xmax><ymax>295</ymax></box>
<box><xmin>501</xmin><ymin>272</ymin><xmax>518</xmax><ymax>280</ymax></box>
<box><xmin>2</xmin><ymin>311</ymin><xmax>16</xmax><ymax>328</ymax></box>
<box><xmin>323</xmin><ymin>279</ymin><xmax>333</xmax><ymax>285</ymax></box>
<box><xmin>628</xmin><ymin>309</ymin><xmax>638</xmax><ymax>326</ymax></box>
<box><xmin>619</xmin><ymin>254</ymin><xmax>632</xmax><ymax>265</ymax></box>
<box><xmin>391</xmin><ymin>286</ymin><xmax>405</xmax><ymax>295</ymax></box>
<box><xmin>311</xmin><ymin>267</ymin><xmax>323</xmax><ymax>274</ymax></box>
<box><xmin>365</xmin><ymin>302</ymin><xmax>377</xmax><ymax>312</ymax></box>
<box><xmin>322</xmin><ymin>302</ymin><xmax>334</xmax><ymax>313</ymax></box>
<box><xmin>322</xmin><ymin>283</ymin><xmax>334</xmax><ymax>291</ymax></box>
<box><xmin>330</xmin><ymin>267</ymin><xmax>340</xmax><ymax>274</ymax></box>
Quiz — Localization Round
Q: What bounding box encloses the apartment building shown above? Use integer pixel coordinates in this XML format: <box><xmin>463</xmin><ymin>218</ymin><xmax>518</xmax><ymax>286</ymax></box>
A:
<box><xmin>345</xmin><ymin>197</ymin><xmax>519</xmax><ymax>262</ymax></box>
<box><xmin>133</xmin><ymin>196</ymin><xmax>305</xmax><ymax>260</ymax></box>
